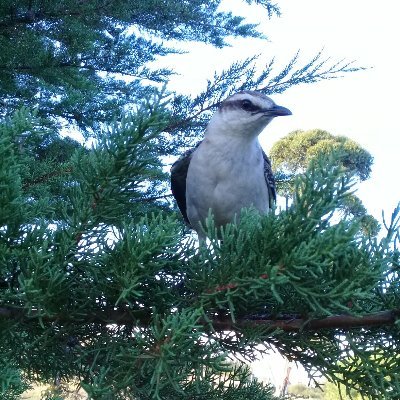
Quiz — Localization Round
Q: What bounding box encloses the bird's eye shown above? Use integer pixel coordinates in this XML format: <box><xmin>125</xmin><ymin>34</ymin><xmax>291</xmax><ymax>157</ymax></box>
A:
<box><xmin>241</xmin><ymin>99</ymin><xmax>253</xmax><ymax>111</ymax></box>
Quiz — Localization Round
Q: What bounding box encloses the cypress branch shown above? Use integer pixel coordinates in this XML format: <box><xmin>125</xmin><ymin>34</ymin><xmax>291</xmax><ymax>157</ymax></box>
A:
<box><xmin>1</xmin><ymin>306</ymin><xmax>399</xmax><ymax>332</ymax></box>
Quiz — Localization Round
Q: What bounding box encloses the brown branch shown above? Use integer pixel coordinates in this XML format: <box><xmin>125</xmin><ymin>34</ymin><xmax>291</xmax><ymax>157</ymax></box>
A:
<box><xmin>0</xmin><ymin>306</ymin><xmax>151</xmax><ymax>325</ymax></box>
<box><xmin>133</xmin><ymin>194</ymin><xmax>173</xmax><ymax>203</ymax></box>
<box><xmin>1</xmin><ymin>306</ymin><xmax>399</xmax><ymax>333</ymax></box>
<box><xmin>213</xmin><ymin>310</ymin><xmax>400</xmax><ymax>332</ymax></box>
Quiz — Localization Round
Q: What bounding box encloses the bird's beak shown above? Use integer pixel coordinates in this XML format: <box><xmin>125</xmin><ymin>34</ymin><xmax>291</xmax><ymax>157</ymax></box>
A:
<box><xmin>264</xmin><ymin>104</ymin><xmax>292</xmax><ymax>117</ymax></box>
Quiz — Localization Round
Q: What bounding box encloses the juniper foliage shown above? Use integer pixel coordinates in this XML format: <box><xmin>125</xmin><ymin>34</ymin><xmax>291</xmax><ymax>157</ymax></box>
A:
<box><xmin>0</xmin><ymin>1</ymin><xmax>399</xmax><ymax>399</ymax></box>
<box><xmin>1</xmin><ymin>102</ymin><xmax>400</xmax><ymax>399</ymax></box>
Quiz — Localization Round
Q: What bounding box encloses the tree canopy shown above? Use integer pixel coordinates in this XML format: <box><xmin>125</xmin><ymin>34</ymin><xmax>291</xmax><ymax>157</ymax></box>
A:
<box><xmin>270</xmin><ymin>129</ymin><xmax>373</xmax><ymax>182</ymax></box>
<box><xmin>0</xmin><ymin>1</ymin><xmax>360</xmax><ymax>138</ymax></box>
<box><xmin>0</xmin><ymin>1</ymin><xmax>399</xmax><ymax>399</ymax></box>
<box><xmin>270</xmin><ymin>129</ymin><xmax>380</xmax><ymax>235</ymax></box>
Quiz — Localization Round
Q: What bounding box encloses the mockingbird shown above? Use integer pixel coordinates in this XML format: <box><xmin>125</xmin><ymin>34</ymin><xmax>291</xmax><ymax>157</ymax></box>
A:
<box><xmin>171</xmin><ymin>90</ymin><xmax>291</xmax><ymax>238</ymax></box>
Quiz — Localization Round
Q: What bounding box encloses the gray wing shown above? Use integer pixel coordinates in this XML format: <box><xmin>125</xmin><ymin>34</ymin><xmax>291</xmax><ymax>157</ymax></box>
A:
<box><xmin>170</xmin><ymin>142</ymin><xmax>202</xmax><ymax>226</ymax></box>
<box><xmin>262</xmin><ymin>150</ymin><xmax>276</xmax><ymax>208</ymax></box>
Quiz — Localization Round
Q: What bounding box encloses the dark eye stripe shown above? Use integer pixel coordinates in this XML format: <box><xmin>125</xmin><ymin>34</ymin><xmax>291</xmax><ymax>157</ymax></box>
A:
<box><xmin>220</xmin><ymin>99</ymin><xmax>261</xmax><ymax>113</ymax></box>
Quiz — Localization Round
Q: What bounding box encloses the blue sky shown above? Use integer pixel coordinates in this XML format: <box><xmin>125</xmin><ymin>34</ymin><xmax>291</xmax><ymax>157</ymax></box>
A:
<box><xmin>164</xmin><ymin>0</ymin><xmax>400</xmax><ymax>225</ymax></box>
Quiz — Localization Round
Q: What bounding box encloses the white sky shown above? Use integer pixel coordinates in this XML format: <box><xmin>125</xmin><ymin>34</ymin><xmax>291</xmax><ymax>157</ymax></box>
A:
<box><xmin>164</xmin><ymin>0</ymin><xmax>400</xmax><ymax>224</ymax></box>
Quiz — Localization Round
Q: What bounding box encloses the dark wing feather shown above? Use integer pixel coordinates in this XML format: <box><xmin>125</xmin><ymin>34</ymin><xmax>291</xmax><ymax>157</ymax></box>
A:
<box><xmin>170</xmin><ymin>142</ymin><xmax>202</xmax><ymax>226</ymax></box>
<box><xmin>262</xmin><ymin>150</ymin><xmax>276</xmax><ymax>208</ymax></box>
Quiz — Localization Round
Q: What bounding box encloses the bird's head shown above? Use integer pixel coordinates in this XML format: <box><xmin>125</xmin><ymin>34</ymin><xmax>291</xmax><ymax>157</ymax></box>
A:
<box><xmin>208</xmin><ymin>90</ymin><xmax>292</xmax><ymax>138</ymax></box>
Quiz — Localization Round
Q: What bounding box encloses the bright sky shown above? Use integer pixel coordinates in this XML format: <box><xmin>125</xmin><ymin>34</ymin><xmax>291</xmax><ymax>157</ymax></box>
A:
<box><xmin>165</xmin><ymin>0</ymin><xmax>400</xmax><ymax>225</ymax></box>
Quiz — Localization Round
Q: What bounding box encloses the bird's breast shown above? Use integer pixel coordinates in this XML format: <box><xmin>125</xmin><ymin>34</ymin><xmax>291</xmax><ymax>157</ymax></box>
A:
<box><xmin>186</xmin><ymin>139</ymin><xmax>269</xmax><ymax>229</ymax></box>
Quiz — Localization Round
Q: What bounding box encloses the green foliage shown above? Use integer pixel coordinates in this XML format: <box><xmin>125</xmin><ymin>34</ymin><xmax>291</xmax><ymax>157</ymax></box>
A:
<box><xmin>0</xmin><ymin>358</ymin><xmax>30</xmax><ymax>400</ymax></box>
<box><xmin>288</xmin><ymin>381</ymin><xmax>364</xmax><ymax>399</ymax></box>
<box><xmin>270</xmin><ymin>129</ymin><xmax>379</xmax><ymax>235</ymax></box>
<box><xmin>0</xmin><ymin>1</ymin><xmax>363</xmax><ymax>145</ymax></box>
<box><xmin>270</xmin><ymin>129</ymin><xmax>373</xmax><ymax>182</ymax></box>
<box><xmin>0</xmin><ymin>99</ymin><xmax>279</xmax><ymax>399</ymax></box>
<box><xmin>198</xmin><ymin>155</ymin><xmax>388</xmax><ymax>320</ymax></box>
<box><xmin>322</xmin><ymin>381</ymin><xmax>363</xmax><ymax>400</ymax></box>
<box><xmin>1</xmin><ymin>109</ymin><xmax>399</xmax><ymax>399</ymax></box>
<box><xmin>288</xmin><ymin>383</ymin><xmax>323</xmax><ymax>399</ymax></box>
<box><xmin>0</xmin><ymin>1</ymin><xmax>396</xmax><ymax>399</ymax></box>
<box><xmin>0</xmin><ymin>0</ymin><xmax>276</xmax><ymax>132</ymax></box>
<box><xmin>188</xmin><ymin>154</ymin><xmax>399</xmax><ymax>399</ymax></box>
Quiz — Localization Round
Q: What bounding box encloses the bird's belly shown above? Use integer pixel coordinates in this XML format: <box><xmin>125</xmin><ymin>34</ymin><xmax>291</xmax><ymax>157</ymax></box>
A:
<box><xmin>186</xmin><ymin>159</ymin><xmax>269</xmax><ymax>230</ymax></box>
<box><xmin>212</xmin><ymin>178</ymin><xmax>269</xmax><ymax>223</ymax></box>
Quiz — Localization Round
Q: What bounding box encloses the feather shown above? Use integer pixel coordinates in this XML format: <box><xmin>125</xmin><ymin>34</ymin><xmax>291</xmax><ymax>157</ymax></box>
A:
<box><xmin>262</xmin><ymin>150</ymin><xmax>277</xmax><ymax>208</ymax></box>
<box><xmin>170</xmin><ymin>142</ymin><xmax>201</xmax><ymax>227</ymax></box>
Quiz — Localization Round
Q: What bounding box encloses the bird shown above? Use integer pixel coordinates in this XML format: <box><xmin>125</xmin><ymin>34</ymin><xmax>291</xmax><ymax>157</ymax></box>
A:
<box><xmin>170</xmin><ymin>90</ymin><xmax>291</xmax><ymax>238</ymax></box>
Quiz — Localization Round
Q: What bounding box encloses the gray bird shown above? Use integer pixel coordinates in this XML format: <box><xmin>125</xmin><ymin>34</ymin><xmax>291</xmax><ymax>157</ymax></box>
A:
<box><xmin>171</xmin><ymin>90</ymin><xmax>291</xmax><ymax>238</ymax></box>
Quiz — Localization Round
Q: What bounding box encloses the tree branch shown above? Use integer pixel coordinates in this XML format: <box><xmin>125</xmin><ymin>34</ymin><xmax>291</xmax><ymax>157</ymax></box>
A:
<box><xmin>1</xmin><ymin>306</ymin><xmax>399</xmax><ymax>332</ymax></box>
<box><xmin>214</xmin><ymin>310</ymin><xmax>400</xmax><ymax>332</ymax></box>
